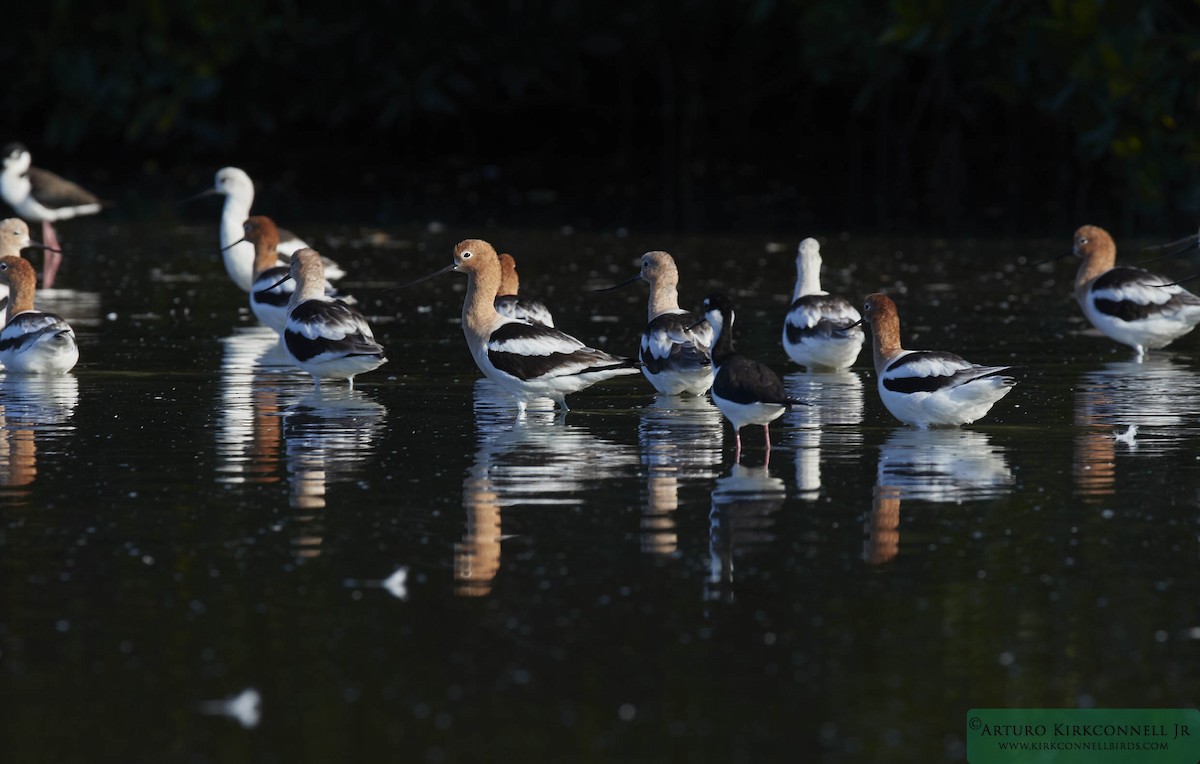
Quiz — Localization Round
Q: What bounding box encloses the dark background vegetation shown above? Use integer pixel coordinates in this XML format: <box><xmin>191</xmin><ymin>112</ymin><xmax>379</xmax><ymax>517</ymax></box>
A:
<box><xmin>4</xmin><ymin>0</ymin><xmax>1198</xmax><ymax>234</ymax></box>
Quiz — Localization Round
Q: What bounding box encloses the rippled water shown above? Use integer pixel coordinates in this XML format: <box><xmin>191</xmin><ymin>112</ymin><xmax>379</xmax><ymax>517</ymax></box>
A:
<box><xmin>3</xmin><ymin>220</ymin><xmax>1199</xmax><ymax>762</ymax></box>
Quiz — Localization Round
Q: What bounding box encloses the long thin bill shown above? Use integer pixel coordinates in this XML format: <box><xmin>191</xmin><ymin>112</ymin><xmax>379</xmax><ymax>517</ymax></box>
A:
<box><xmin>395</xmin><ymin>262</ymin><xmax>458</xmax><ymax>289</ymax></box>
<box><xmin>256</xmin><ymin>274</ymin><xmax>293</xmax><ymax>295</ymax></box>
<box><xmin>593</xmin><ymin>272</ymin><xmax>643</xmax><ymax>292</ymax></box>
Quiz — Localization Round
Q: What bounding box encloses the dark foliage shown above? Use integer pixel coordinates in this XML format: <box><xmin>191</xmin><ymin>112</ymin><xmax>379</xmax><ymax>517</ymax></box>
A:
<box><xmin>4</xmin><ymin>1</ymin><xmax>1197</xmax><ymax>232</ymax></box>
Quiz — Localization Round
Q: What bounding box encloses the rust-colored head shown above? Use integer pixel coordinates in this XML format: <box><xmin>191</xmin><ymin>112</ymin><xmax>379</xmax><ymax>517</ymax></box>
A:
<box><xmin>861</xmin><ymin>292</ymin><xmax>903</xmax><ymax>364</ymax></box>
<box><xmin>0</xmin><ymin>254</ymin><xmax>38</xmax><ymax>313</ymax></box>
<box><xmin>498</xmin><ymin>253</ymin><xmax>519</xmax><ymax>295</ymax></box>
<box><xmin>453</xmin><ymin>239</ymin><xmax>502</xmax><ymax>277</ymax></box>
<box><xmin>0</xmin><ymin>254</ymin><xmax>36</xmax><ymax>287</ymax></box>
<box><xmin>242</xmin><ymin>215</ymin><xmax>281</xmax><ymax>247</ymax></box>
<box><xmin>1071</xmin><ymin>224</ymin><xmax>1117</xmax><ymax>267</ymax></box>
<box><xmin>1070</xmin><ymin>225</ymin><xmax>1119</xmax><ymax>294</ymax></box>
<box><xmin>861</xmin><ymin>293</ymin><xmax>898</xmax><ymax>325</ymax></box>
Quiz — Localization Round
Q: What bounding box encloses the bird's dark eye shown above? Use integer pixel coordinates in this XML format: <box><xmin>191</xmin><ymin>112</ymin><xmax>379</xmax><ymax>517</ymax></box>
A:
<box><xmin>1078</xmin><ymin>237</ymin><xmax>1088</xmax><ymax>245</ymax></box>
<box><xmin>461</xmin><ymin>251</ymin><xmax>473</xmax><ymax>259</ymax></box>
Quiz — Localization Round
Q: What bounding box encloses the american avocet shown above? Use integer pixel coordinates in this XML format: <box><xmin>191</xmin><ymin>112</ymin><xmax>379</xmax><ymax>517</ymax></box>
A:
<box><xmin>234</xmin><ymin>216</ymin><xmax>344</xmax><ymax>337</ymax></box>
<box><xmin>697</xmin><ymin>293</ymin><xmax>804</xmax><ymax>462</ymax></box>
<box><xmin>406</xmin><ymin>239</ymin><xmax>639</xmax><ymax>413</ymax></box>
<box><xmin>782</xmin><ymin>238</ymin><xmax>864</xmax><ymax>371</ymax></box>
<box><xmin>494</xmin><ymin>253</ymin><xmax>554</xmax><ymax>326</ymax></box>
<box><xmin>598</xmin><ymin>250</ymin><xmax>713</xmax><ymax>396</ymax></box>
<box><xmin>240</xmin><ymin>215</ymin><xmax>292</xmax><ymax>335</ymax></box>
<box><xmin>0</xmin><ymin>143</ymin><xmax>101</xmax><ymax>289</ymax></box>
<box><xmin>1066</xmin><ymin>224</ymin><xmax>1200</xmax><ymax>356</ymax></box>
<box><xmin>0</xmin><ymin>255</ymin><xmax>78</xmax><ymax>373</ymax></box>
<box><xmin>266</xmin><ymin>249</ymin><xmax>385</xmax><ymax>388</ymax></box>
<box><xmin>193</xmin><ymin>167</ymin><xmax>344</xmax><ymax>292</ymax></box>
<box><xmin>858</xmin><ymin>293</ymin><xmax>1013</xmax><ymax>428</ymax></box>
<box><xmin>0</xmin><ymin>218</ymin><xmax>58</xmax><ymax>328</ymax></box>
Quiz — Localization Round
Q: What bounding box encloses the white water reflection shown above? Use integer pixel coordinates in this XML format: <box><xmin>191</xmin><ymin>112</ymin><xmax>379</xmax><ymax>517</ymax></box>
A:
<box><xmin>456</xmin><ymin>379</ymin><xmax>640</xmax><ymax>596</ymax></box>
<box><xmin>215</xmin><ymin>327</ymin><xmax>292</xmax><ymax>485</ymax></box>
<box><xmin>638</xmin><ymin>395</ymin><xmax>724</xmax><ymax>556</ymax></box>
<box><xmin>876</xmin><ymin>429</ymin><xmax>1013</xmax><ymax>503</ymax></box>
<box><xmin>867</xmin><ymin>429</ymin><xmax>1013</xmax><ymax>565</ymax></box>
<box><xmin>1072</xmin><ymin>357</ymin><xmax>1200</xmax><ymax>500</ymax></box>
<box><xmin>283</xmin><ymin>389</ymin><xmax>387</xmax><ymax>559</ymax></box>
<box><xmin>705</xmin><ymin>463</ymin><xmax>786</xmax><ymax>603</ymax></box>
<box><xmin>783</xmin><ymin>371</ymin><xmax>864</xmax><ymax>499</ymax></box>
<box><xmin>0</xmin><ymin>374</ymin><xmax>79</xmax><ymax>496</ymax></box>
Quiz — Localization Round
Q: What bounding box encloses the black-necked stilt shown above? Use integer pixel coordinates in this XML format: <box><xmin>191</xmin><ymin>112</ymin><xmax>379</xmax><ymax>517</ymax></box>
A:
<box><xmin>598</xmin><ymin>250</ymin><xmax>713</xmax><ymax>396</ymax></box>
<box><xmin>264</xmin><ymin>249</ymin><xmax>385</xmax><ymax>388</ymax></box>
<box><xmin>782</xmin><ymin>237</ymin><xmax>864</xmax><ymax>371</ymax></box>
<box><xmin>494</xmin><ymin>252</ymin><xmax>554</xmax><ymax>326</ymax></box>
<box><xmin>857</xmin><ymin>292</ymin><xmax>1014</xmax><ymax>428</ymax></box>
<box><xmin>0</xmin><ymin>143</ymin><xmax>101</xmax><ymax>289</ymax></box>
<box><xmin>1065</xmin><ymin>224</ymin><xmax>1200</xmax><ymax>357</ymax></box>
<box><xmin>0</xmin><ymin>255</ymin><xmax>78</xmax><ymax>373</ymax></box>
<box><xmin>405</xmin><ymin>239</ymin><xmax>639</xmax><ymax>414</ymax></box>
<box><xmin>191</xmin><ymin>167</ymin><xmax>344</xmax><ymax>292</ymax></box>
<box><xmin>698</xmin><ymin>293</ymin><xmax>804</xmax><ymax>462</ymax></box>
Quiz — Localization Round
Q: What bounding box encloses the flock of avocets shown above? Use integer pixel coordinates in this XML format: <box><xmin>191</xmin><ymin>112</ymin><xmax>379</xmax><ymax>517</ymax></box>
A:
<box><xmin>4</xmin><ymin>143</ymin><xmax>1200</xmax><ymax>458</ymax></box>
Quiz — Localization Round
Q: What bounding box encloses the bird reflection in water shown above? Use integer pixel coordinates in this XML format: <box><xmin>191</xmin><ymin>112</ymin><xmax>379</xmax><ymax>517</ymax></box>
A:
<box><xmin>0</xmin><ymin>374</ymin><xmax>79</xmax><ymax>500</ymax></box>
<box><xmin>705</xmin><ymin>463</ymin><xmax>786</xmax><ymax>603</ymax></box>
<box><xmin>868</xmin><ymin>429</ymin><xmax>1014</xmax><ymax>565</ymax></box>
<box><xmin>1072</xmin><ymin>358</ymin><xmax>1194</xmax><ymax>501</ymax></box>
<box><xmin>784</xmin><ymin>370</ymin><xmax>864</xmax><ymax>499</ymax></box>
<box><xmin>215</xmin><ymin>327</ymin><xmax>293</xmax><ymax>486</ymax></box>
<box><xmin>637</xmin><ymin>395</ymin><xmax>723</xmax><ymax>557</ymax></box>
<box><xmin>456</xmin><ymin>379</ymin><xmax>639</xmax><ymax>596</ymax></box>
<box><xmin>283</xmin><ymin>388</ymin><xmax>387</xmax><ymax>560</ymax></box>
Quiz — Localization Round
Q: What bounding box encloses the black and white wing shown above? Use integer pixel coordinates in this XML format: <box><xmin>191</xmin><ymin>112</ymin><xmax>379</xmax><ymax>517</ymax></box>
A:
<box><xmin>494</xmin><ymin>295</ymin><xmax>555</xmax><ymax>327</ymax></box>
<box><xmin>640</xmin><ymin>310</ymin><xmax>711</xmax><ymax>374</ymax></box>
<box><xmin>784</xmin><ymin>294</ymin><xmax>863</xmax><ymax>342</ymax></box>
<box><xmin>0</xmin><ymin>311</ymin><xmax>75</xmax><ymax>352</ymax></box>
<box><xmin>1089</xmin><ymin>266</ymin><xmax>1200</xmax><ymax>321</ymax></box>
<box><xmin>285</xmin><ymin>299</ymin><xmax>383</xmax><ymax>362</ymax></box>
<box><xmin>881</xmin><ymin>351</ymin><xmax>1011</xmax><ymax>394</ymax></box>
<box><xmin>486</xmin><ymin>321</ymin><xmax>635</xmax><ymax>382</ymax></box>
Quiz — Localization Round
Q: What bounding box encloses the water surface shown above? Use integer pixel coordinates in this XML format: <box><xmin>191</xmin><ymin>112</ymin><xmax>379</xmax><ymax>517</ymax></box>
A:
<box><xmin>3</xmin><ymin>220</ymin><xmax>1198</xmax><ymax>762</ymax></box>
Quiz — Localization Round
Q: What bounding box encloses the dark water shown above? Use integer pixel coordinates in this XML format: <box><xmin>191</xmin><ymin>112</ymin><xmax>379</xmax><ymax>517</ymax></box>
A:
<box><xmin>3</xmin><ymin>220</ymin><xmax>1199</xmax><ymax>762</ymax></box>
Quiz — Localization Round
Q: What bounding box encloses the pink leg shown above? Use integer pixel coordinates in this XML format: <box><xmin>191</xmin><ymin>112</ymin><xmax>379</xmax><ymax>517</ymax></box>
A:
<box><xmin>41</xmin><ymin>221</ymin><xmax>63</xmax><ymax>290</ymax></box>
<box><xmin>763</xmin><ymin>425</ymin><xmax>772</xmax><ymax>468</ymax></box>
<box><xmin>733</xmin><ymin>428</ymin><xmax>742</xmax><ymax>463</ymax></box>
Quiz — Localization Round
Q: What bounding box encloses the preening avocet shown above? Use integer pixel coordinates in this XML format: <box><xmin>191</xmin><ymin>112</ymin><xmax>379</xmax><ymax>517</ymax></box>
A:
<box><xmin>406</xmin><ymin>239</ymin><xmax>639</xmax><ymax>413</ymax></box>
<box><xmin>858</xmin><ymin>293</ymin><xmax>1014</xmax><ymax>428</ymax></box>
<box><xmin>0</xmin><ymin>143</ymin><xmax>102</xmax><ymax>289</ymax></box>
<box><xmin>1066</xmin><ymin>224</ymin><xmax>1200</xmax><ymax>356</ymax></box>
<box><xmin>598</xmin><ymin>250</ymin><xmax>713</xmax><ymax>396</ymax></box>
<box><xmin>192</xmin><ymin>167</ymin><xmax>344</xmax><ymax>292</ymax></box>
<box><xmin>782</xmin><ymin>238</ymin><xmax>864</xmax><ymax>371</ymax></box>
<box><xmin>494</xmin><ymin>253</ymin><xmax>554</xmax><ymax>326</ymax></box>
<box><xmin>0</xmin><ymin>218</ymin><xmax>58</xmax><ymax>328</ymax></box>
<box><xmin>0</xmin><ymin>255</ymin><xmax>78</xmax><ymax>373</ymax></box>
<box><xmin>698</xmin><ymin>293</ymin><xmax>804</xmax><ymax>462</ymax></box>
<box><xmin>235</xmin><ymin>216</ymin><xmax>343</xmax><ymax>337</ymax></box>
<box><xmin>267</xmin><ymin>249</ymin><xmax>385</xmax><ymax>388</ymax></box>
